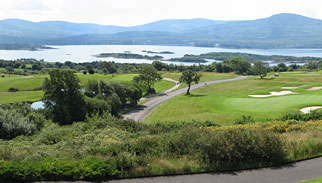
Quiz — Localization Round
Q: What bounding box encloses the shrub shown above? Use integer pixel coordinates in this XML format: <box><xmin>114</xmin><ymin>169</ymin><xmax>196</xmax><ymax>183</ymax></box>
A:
<box><xmin>0</xmin><ymin>109</ymin><xmax>37</xmax><ymax>140</ymax></box>
<box><xmin>196</xmin><ymin>129</ymin><xmax>287</xmax><ymax>168</ymax></box>
<box><xmin>8</xmin><ymin>87</ymin><xmax>19</xmax><ymax>92</ymax></box>
<box><xmin>234</xmin><ymin>115</ymin><xmax>255</xmax><ymax>124</ymax></box>
<box><xmin>281</xmin><ymin>110</ymin><xmax>322</xmax><ymax>121</ymax></box>
<box><xmin>84</xmin><ymin>96</ymin><xmax>111</xmax><ymax>116</ymax></box>
<box><xmin>0</xmin><ymin>158</ymin><xmax>120</xmax><ymax>182</ymax></box>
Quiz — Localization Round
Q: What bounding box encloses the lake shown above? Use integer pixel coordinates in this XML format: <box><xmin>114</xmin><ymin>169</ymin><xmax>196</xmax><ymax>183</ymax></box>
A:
<box><xmin>1</xmin><ymin>45</ymin><xmax>322</xmax><ymax>65</ymax></box>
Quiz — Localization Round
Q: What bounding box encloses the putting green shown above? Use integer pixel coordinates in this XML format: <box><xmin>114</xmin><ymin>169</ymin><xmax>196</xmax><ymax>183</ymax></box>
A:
<box><xmin>224</xmin><ymin>95</ymin><xmax>322</xmax><ymax>113</ymax></box>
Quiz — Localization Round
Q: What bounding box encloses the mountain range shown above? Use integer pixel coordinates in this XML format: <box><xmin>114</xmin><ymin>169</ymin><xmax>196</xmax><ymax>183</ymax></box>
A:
<box><xmin>1</xmin><ymin>13</ymin><xmax>322</xmax><ymax>49</ymax></box>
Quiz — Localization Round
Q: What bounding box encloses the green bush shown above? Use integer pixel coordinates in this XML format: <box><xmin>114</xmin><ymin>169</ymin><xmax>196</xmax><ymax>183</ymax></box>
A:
<box><xmin>281</xmin><ymin>110</ymin><xmax>322</xmax><ymax>121</ymax></box>
<box><xmin>0</xmin><ymin>158</ymin><xmax>120</xmax><ymax>182</ymax></box>
<box><xmin>196</xmin><ymin>129</ymin><xmax>286</xmax><ymax>168</ymax></box>
<box><xmin>0</xmin><ymin>109</ymin><xmax>38</xmax><ymax>140</ymax></box>
<box><xmin>84</xmin><ymin>96</ymin><xmax>111</xmax><ymax>116</ymax></box>
<box><xmin>8</xmin><ymin>87</ymin><xmax>19</xmax><ymax>92</ymax></box>
<box><xmin>0</xmin><ymin>104</ymin><xmax>45</xmax><ymax>140</ymax></box>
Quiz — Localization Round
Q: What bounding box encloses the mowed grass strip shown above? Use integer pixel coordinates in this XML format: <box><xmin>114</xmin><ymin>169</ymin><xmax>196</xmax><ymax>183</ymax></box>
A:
<box><xmin>0</xmin><ymin>90</ymin><xmax>43</xmax><ymax>104</ymax></box>
<box><xmin>144</xmin><ymin>72</ymin><xmax>322</xmax><ymax>125</ymax></box>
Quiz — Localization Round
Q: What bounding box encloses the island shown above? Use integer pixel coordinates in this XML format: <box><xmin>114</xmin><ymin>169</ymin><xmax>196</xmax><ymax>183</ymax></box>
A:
<box><xmin>142</xmin><ymin>50</ymin><xmax>174</xmax><ymax>54</ymax></box>
<box><xmin>167</xmin><ymin>54</ymin><xmax>208</xmax><ymax>63</ymax></box>
<box><xmin>166</xmin><ymin>52</ymin><xmax>322</xmax><ymax>63</ymax></box>
<box><xmin>0</xmin><ymin>43</ymin><xmax>55</xmax><ymax>51</ymax></box>
<box><xmin>95</xmin><ymin>53</ymin><xmax>163</xmax><ymax>60</ymax></box>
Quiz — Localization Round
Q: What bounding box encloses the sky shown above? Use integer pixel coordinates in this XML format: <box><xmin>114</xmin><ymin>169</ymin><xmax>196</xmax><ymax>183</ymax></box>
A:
<box><xmin>0</xmin><ymin>0</ymin><xmax>321</xmax><ymax>26</ymax></box>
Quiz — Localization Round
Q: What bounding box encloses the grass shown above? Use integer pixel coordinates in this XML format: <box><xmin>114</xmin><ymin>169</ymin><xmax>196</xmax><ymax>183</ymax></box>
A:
<box><xmin>0</xmin><ymin>73</ymin><xmax>176</xmax><ymax>104</ymax></box>
<box><xmin>144</xmin><ymin>71</ymin><xmax>322</xmax><ymax>125</ymax></box>
<box><xmin>0</xmin><ymin>91</ymin><xmax>43</xmax><ymax>104</ymax></box>
<box><xmin>299</xmin><ymin>177</ymin><xmax>322</xmax><ymax>183</ymax></box>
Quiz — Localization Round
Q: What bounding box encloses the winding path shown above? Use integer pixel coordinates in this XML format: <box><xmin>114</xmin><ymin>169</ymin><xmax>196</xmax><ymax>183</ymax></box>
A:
<box><xmin>123</xmin><ymin>76</ymin><xmax>249</xmax><ymax>122</ymax></box>
<box><xmin>139</xmin><ymin>78</ymin><xmax>181</xmax><ymax>102</ymax></box>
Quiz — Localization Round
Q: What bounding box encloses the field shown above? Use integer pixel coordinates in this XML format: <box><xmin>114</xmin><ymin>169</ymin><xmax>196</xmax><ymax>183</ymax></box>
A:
<box><xmin>144</xmin><ymin>71</ymin><xmax>322</xmax><ymax>125</ymax></box>
<box><xmin>0</xmin><ymin>73</ymin><xmax>175</xmax><ymax>104</ymax></box>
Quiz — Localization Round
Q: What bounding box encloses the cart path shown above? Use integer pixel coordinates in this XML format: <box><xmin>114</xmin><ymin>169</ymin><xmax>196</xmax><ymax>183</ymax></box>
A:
<box><xmin>123</xmin><ymin>76</ymin><xmax>249</xmax><ymax>122</ymax></box>
<box><xmin>139</xmin><ymin>78</ymin><xmax>181</xmax><ymax>102</ymax></box>
<box><xmin>109</xmin><ymin>157</ymin><xmax>322</xmax><ymax>183</ymax></box>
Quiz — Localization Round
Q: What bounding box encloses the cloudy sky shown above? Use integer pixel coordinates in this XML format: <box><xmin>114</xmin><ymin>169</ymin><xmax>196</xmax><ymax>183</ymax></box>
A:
<box><xmin>0</xmin><ymin>0</ymin><xmax>321</xmax><ymax>26</ymax></box>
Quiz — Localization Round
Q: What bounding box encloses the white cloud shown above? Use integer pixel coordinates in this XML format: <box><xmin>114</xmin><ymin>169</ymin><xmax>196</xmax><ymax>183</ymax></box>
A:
<box><xmin>0</xmin><ymin>0</ymin><xmax>321</xmax><ymax>26</ymax></box>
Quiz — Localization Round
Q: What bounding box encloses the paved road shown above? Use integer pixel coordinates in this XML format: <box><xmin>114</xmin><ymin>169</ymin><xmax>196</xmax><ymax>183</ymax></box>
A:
<box><xmin>123</xmin><ymin>76</ymin><xmax>249</xmax><ymax>122</ymax></box>
<box><xmin>109</xmin><ymin>157</ymin><xmax>322</xmax><ymax>183</ymax></box>
<box><xmin>40</xmin><ymin>157</ymin><xmax>322</xmax><ymax>183</ymax></box>
<box><xmin>139</xmin><ymin>78</ymin><xmax>181</xmax><ymax>102</ymax></box>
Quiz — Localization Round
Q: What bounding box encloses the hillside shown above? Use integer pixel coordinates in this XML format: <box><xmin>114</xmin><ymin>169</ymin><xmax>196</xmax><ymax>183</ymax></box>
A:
<box><xmin>0</xmin><ymin>14</ymin><xmax>322</xmax><ymax>48</ymax></box>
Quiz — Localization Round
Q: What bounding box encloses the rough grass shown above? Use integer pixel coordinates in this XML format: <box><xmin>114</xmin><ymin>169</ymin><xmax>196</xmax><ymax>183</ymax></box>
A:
<box><xmin>144</xmin><ymin>71</ymin><xmax>322</xmax><ymax>125</ymax></box>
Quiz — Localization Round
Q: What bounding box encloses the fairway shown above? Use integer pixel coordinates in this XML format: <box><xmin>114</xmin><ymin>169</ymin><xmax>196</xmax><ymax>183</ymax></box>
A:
<box><xmin>144</xmin><ymin>71</ymin><xmax>322</xmax><ymax>125</ymax></box>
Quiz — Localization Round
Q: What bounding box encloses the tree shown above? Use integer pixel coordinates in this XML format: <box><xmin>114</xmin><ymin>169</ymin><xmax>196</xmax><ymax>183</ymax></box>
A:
<box><xmin>252</xmin><ymin>61</ymin><xmax>269</xmax><ymax>79</ymax></box>
<box><xmin>5</xmin><ymin>66</ymin><xmax>14</xmax><ymax>77</ymax></box>
<box><xmin>100</xmin><ymin>61</ymin><xmax>117</xmax><ymax>74</ymax></box>
<box><xmin>88</xmin><ymin>68</ymin><xmax>95</xmax><ymax>74</ymax></box>
<box><xmin>180</xmin><ymin>70</ymin><xmax>202</xmax><ymax>95</ymax></box>
<box><xmin>277</xmin><ymin>62</ymin><xmax>288</xmax><ymax>72</ymax></box>
<box><xmin>42</xmin><ymin>69</ymin><xmax>86</xmax><ymax>125</ymax></box>
<box><xmin>133</xmin><ymin>64</ymin><xmax>162</xmax><ymax>94</ymax></box>
<box><xmin>229</xmin><ymin>57</ymin><xmax>251</xmax><ymax>74</ymax></box>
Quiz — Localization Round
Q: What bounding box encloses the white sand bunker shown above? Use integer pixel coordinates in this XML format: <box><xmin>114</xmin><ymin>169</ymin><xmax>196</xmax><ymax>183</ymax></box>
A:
<box><xmin>300</xmin><ymin>106</ymin><xmax>322</xmax><ymax>114</ymax></box>
<box><xmin>249</xmin><ymin>91</ymin><xmax>296</xmax><ymax>98</ymax></box>
<box><xmin>307</xmin><ymin>86</ymin><xmax>322</xmax><ymax>91</ymax></box>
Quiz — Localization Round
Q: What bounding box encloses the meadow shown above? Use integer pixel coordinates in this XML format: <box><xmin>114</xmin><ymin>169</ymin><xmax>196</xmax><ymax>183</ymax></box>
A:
<box><xmin>0</xmin><ymin>73</ymin><xmax>175</xmax><ymax>104</ymax></box>
<box><xmin>144</xmin><ymin>71</ymin><xmax>322</xmax><ymax>125</ymax></box>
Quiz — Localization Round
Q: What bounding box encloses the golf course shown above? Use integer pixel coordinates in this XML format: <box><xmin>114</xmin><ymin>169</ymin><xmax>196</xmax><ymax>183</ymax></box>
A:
<box><xmin>144</xmin><ymin>71</ymin><xmax>322</xmax><ymax>125</ymax></box>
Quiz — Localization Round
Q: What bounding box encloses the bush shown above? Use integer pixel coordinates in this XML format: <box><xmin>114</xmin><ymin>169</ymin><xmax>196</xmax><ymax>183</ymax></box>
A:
<box><xmin>8</xmin><ymin>87</ymin><xmax>19</xmax><ymax>92</ymax></box>
<box><xmin>0</xmin><ymin>158</ymin><xmax>120</xmax><ymax>182</ymax></box>
<box><xmin>84</xmin><ymin>96</ymin><xmax>111</xmax><ymax>116</ymax></box>
<box><xmin>0</xmin><ymin>104</ymin><xmax>45</xmax><ymax>139</ymax></box>
<box><xmin>281</xmin><ymin>110</ymin><xmax>322</xmax><ymax>121</ymax></box>
<box><xmin>196</xmin><ymin>129</ymin><xmax>287</xmax><ymax>168</ymax></box>
<box><xmin>234</xmin><ymin>115</ymin><xmax>255</xmax><ymax>124</ymax></box>
<box><xmin>0</xmin><ymin>109</ymin><xmax>38</xmax><ymax>140</ymax></box>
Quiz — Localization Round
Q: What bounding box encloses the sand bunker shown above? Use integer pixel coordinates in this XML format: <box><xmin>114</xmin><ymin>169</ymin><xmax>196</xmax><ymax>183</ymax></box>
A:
<box><xmin>300</xmin><ymin>106</ymin><xmax>322</xmax><ymax>114</ymax></box>
<box><xmin>307</xmin><ymin>86</ymin><xmax>322</xmax><ymax>91</ymax></box>
<box><xmin>249</xmin><ymin>91</ymin><xmax>296</xmax><ymax>98</ymax></box>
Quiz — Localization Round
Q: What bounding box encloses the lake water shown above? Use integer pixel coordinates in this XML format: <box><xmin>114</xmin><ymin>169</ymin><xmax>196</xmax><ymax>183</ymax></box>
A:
<box><xmin>1</xmin><ymin>45</ymin><xmax>322</xmax><ymax>65</ymax></box>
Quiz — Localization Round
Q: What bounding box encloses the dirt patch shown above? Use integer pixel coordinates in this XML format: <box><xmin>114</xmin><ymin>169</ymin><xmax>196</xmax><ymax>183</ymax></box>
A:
<box><xmin>249</xmin><ymin>91</ymin><xmax>296</xmax><ymax>98</ymax></box>
<box><xmin>300</xmin><ymin>106</ymin><xmax>322</xmax><ymax>114</ymax></box>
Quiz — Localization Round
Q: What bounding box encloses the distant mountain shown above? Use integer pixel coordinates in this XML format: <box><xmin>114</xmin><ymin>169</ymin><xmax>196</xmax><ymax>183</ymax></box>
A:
<box><xmin>1</xmin><ymin>13</ymin><xmax>322</xmax><ymax>48</ymax></box>
<box><xmin>185</xmin><ymin>13</ymin><xmax>322</xmax><ymax>48</ymax></box>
